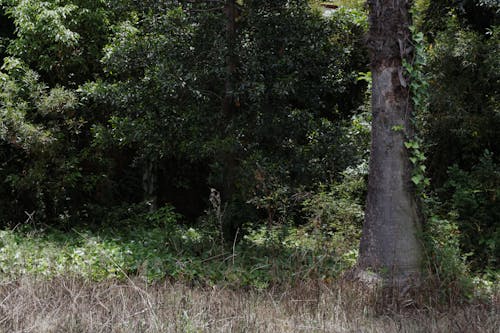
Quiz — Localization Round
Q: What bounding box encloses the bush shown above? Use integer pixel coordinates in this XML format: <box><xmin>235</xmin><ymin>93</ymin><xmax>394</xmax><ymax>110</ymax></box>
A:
<box><xmin>423</xmin><ymin>212</ymin><xmax>474</xmax><ymax>302</ymax></box>
<box><xmin>301</xmin><ymin>161</ymin><xmax>367</xmax><ymax>255</ymax></box>
<box><xmin>444</xmin><ymin>151</ymin><xmax>500</xmax><ymax>270</ymax></box>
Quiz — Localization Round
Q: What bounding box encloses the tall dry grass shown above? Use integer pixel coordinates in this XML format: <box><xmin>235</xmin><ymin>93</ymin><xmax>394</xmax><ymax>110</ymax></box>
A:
<box><xmin>0</xmin><ymin>277</ymin><xmax>498</xmax><ymax>333</ymax></box>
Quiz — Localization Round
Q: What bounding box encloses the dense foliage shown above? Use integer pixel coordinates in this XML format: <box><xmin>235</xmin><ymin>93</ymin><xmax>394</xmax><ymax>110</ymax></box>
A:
<box><xmin>420</xmin><ymin>1</ymin><xmax>500</xmax><ymax>271</ymax></box>
<box><xmin>1</xmin><ymin>0</ymin><xmax>369</xmax><ymax>227</ymax></box>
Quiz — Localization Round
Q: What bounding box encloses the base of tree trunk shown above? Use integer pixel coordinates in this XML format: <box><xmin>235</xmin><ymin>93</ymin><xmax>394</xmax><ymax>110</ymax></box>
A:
<box><xmin>347</xmin><ymin>267</ymin><xmax>421</xmax><ymax>290</ymax></box>
<box><xmin>344</xmin><ymin>267</ymin><xmax>424</xmax><ymax>312</ymax></box>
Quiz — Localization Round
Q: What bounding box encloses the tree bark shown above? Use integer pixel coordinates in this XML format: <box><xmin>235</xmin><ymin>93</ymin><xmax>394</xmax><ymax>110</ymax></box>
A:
<box><xmin>357</xmin><ymin>0</ymin><xmax>423</xmax><ymax>282</ymax></box>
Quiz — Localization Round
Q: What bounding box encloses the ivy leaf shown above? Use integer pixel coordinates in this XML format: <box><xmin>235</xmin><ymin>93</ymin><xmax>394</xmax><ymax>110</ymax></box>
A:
<box><xmin>412</xmin><ymin>174</ymin><xmax>423</xmax><ymax>185</ymax></box>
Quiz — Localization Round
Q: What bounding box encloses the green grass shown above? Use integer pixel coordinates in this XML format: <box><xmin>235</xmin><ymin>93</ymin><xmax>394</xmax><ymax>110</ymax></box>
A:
<box><xmin>0</xmin><ymin>222</ymin><xmax>357</xmax><ymax>288</ymax></box>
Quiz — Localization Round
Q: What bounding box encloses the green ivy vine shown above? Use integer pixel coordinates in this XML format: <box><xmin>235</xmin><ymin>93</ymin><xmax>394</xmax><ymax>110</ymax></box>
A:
<box><xmin>404</xmin><ymin>25</ymin><xmax>431</xmax><ymax>196</ymax></box>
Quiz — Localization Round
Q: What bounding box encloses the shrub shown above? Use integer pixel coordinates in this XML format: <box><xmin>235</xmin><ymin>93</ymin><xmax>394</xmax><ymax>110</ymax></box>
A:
<box><xmin>444</xmin><ymin>151</ymin><xmax>500</xmax><ymax>270</ymax></box>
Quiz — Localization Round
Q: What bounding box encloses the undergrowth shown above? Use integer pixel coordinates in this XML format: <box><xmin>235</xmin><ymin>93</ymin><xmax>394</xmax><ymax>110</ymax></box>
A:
<box><xmin>0</xmin><ymin>167</ymin><xmax>497</xmax><ymax>308</ymax></box>
<box><xmin>0</xmin><ymin>218</ymin><xmax>357</xmax><ymax>289</ymax></box>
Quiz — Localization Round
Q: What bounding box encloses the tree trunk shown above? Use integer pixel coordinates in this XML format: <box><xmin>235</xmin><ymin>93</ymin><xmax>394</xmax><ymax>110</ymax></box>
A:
<box><xmin>357</xmin><ymin>0</ymin><xmax>423</xmax><ymax>282</ymax></box>
<box><xmin>223</xmin><ymin>0</ymin><xmax>237</xmax><ymax>117</ymax></box>
<box><xmin>142</xmin><ymin>158</ymin><xmax>158</xmax><ymax>212</ymax></box>
<box><xmin>218</xmin><ymin>0</ymin><xmax>239</xmax><ymax>239</ymax></box>
<box><xmin>221</xmin><ymin>0</ymin><xmax>238</xmax><ymax>204</ymax></box>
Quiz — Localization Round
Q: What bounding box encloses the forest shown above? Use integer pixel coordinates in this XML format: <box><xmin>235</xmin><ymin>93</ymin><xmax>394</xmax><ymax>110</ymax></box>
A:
<box><xmin>0</xmin><ymin>0</ymin><xmax>498</xmax><ymax>331</ymax></box>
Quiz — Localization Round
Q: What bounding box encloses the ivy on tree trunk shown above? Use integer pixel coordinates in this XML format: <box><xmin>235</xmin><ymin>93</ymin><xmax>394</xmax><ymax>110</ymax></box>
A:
<box><xmin>357</xmin><ymin>0</ymin><xmax>423</xmax><ymax>282</ymax></box>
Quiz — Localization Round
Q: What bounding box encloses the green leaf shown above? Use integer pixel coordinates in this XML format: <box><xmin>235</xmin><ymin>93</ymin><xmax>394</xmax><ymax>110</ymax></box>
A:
<box><xmin>392</xmin><ymin>125</ymin><xmax>404</xmax><ymax>132</ymax></box>
<box><xmin>417</xmin><ymin>152</ymin><xmax>426</xmax><ymax>161</ymax></box>
<box><xmin>412</xmin><ymin>174</ymin><xmax>423</xmax><ymax>185</ymax></box>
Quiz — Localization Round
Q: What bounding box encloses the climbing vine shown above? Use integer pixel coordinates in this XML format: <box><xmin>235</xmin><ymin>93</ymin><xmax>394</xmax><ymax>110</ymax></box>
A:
<box><xmin>404</xmin><ymin>25</ymin><xmax>431</xmax><ymax>196</ymax></box>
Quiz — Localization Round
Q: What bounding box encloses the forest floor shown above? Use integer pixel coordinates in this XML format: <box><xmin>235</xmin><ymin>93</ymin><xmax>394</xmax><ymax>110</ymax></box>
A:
<box><xmin>0</xmin><ymin>277</ymin><xmax>498</xmax><ymax>333</ymax></box>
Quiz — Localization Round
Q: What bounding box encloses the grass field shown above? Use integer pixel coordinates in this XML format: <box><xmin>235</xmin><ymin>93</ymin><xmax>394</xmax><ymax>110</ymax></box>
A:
<box><xmin>0</xmin><ymin>277</ymin><xmax>498</xmax><ymax>333</ymax></box>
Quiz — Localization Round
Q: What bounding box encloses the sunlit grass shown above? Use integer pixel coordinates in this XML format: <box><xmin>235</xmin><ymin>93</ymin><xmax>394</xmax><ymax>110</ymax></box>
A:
<box><xmin>0</xmin><ymin>277</ymin><xmax>497</xmax><ymax>333</ymax></box>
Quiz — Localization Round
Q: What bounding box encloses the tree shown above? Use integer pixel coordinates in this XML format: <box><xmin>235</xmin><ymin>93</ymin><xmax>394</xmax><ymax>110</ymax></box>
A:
<box><xmin>422</xmin><ymin>0</ymin><xmax>499</xmax><ymax>38</ymax></box>
<box><xmin>357</xmin><ymin>0</ymin><xmax>423</xmax><ymax>282</ymax></box>
<box><xmin>422</xmin><ymin>3</ymin><xmax>500</xmax><ymax>270</ymax></box>
<box><xmin>0</xmin><ymin>0</ymin><xmax>112</xmax><ymax>225</ymax></box>
<box><xmin>221</xmin><ymin>0</ymin><xmax>239</xmax><ymax>209</ymax></box>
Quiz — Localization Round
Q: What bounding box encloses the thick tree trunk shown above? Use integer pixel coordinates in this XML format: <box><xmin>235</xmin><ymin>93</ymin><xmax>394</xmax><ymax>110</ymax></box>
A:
<box><xmin>357</xmin><ymin>0</ymin><xmax>422</xmax><ymax>282</ymax></box>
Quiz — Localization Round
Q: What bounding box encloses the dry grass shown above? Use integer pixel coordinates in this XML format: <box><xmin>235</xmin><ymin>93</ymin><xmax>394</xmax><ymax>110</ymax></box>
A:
<box><xmin>0</xmin><ymin>277</ymin><xmax>498</xmax><ymax>333</ymax></box>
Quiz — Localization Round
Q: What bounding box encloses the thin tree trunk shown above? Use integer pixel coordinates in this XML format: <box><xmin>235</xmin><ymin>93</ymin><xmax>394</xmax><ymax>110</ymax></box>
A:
<box><xmin>223</xmin><ymin>0</ymin><xmax>237</xmax><ymax>117</ymax></box>
<box><xmin>143</xmin><ymin>158</ymin><xmax>158</xmax><ymax>212</ymax></box>
<box><xmin>221</xmin><ymin>0</ymin><xmax>238</xmax><ymax>204</ymax></box>
<box><xmin>357</xmin><ymin>0</ymin><xmax>423</xmax><ymax>282</ymax></box>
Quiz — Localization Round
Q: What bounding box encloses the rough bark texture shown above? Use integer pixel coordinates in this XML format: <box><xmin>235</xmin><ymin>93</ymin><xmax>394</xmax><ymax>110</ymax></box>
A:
<box><xmin>358</xmin><ymin>0</ymin><xmax>423</xmax><ymax>281</ymax></box>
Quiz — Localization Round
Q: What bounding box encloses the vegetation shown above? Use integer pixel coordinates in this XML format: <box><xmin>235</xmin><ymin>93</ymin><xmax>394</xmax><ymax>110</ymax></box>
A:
<box><xmin>1</xmin><ymin>277</ymin><xmax>497</xmax><ymax>332</ymax></box>
<box><xmin>0</xmin><ymin>0</ymin><xmax>498</xmax><ymax>330</ymax></box>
